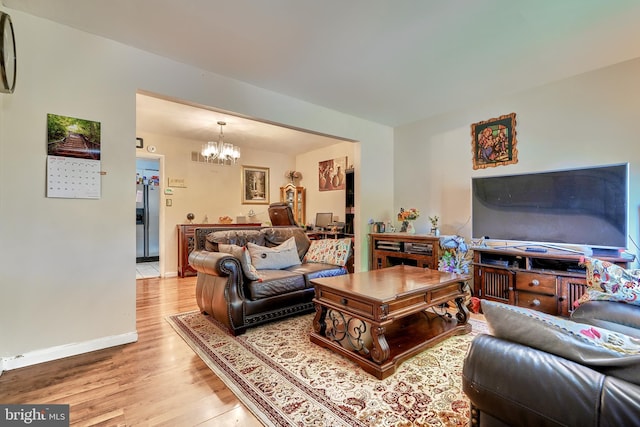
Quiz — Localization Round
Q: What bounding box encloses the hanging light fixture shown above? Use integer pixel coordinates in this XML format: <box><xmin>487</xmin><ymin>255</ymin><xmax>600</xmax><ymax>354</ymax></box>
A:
<box><xmin>201</xmin><ymin>121</ymin><xmax>241</xmax><ymax>165</ymax></box>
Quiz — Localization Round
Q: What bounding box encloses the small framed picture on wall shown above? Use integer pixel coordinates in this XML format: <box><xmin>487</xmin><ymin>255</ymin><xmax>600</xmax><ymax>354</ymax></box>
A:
<box><xmin>241</xmin><ymin>165</ymin><xmax>270</xmax><ymax>204</ymax></box>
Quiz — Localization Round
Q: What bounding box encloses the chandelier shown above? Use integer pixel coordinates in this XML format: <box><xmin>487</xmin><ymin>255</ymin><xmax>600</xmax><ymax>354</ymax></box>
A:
<box><xmin>201</xmin><ymin>121</ymin><xmax>241</xmax><ymax>164</ymax></box>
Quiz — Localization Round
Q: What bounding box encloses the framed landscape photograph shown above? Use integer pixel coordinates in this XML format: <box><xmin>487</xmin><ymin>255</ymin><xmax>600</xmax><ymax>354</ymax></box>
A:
<box><xmin>471</xmin><ymin>113</ymin><xmax>518</xmax><ymax>170</ymax></box>
<box><xmin>242</xmin><ymin>165</ymin><xmax>270</xmax><ymax>204</ymax></box>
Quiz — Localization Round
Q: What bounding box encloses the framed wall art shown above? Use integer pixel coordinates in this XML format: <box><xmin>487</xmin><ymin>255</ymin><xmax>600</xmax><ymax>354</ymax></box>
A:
<box><xmin>471</xmin><ymin>113</ymin><xmax>518</xmax><ymax>170</ymax></box>
<box><xmin>318</xmin><ymin>156</ymin><xmax>347</xmax><ymax>191</ymax></box>
<box><xmin>241</xmin><ymin>165</ymin><xmax>270</xmax><ymax>204</ymax></box>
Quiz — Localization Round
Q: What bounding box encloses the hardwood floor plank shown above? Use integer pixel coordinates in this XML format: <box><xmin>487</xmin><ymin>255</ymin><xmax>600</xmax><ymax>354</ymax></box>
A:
<box><xmin>0</xmin><ymin>276</ymin><xmax>262</xmax><ymax>426</ymax></box>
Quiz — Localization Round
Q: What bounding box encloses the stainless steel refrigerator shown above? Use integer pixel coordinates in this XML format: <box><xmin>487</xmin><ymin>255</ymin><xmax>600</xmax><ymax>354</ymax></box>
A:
<box><xmin>136</xmin><ymin>168</ymin><xmax>160</xmax><ymax>262</ymax></box>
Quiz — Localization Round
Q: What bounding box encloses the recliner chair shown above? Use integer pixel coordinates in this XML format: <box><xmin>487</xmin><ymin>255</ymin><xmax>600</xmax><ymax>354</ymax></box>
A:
<box><xmin>268</xmin><ymin>202</ymin><xmax>298</xmax><ymax>226</ymax></box>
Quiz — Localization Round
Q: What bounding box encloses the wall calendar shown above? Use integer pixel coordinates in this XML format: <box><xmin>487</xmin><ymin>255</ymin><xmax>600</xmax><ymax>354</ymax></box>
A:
<box><xmin>47</xmin><ymin>156</ymin><xmax>101</xmax><ymax>199</ymax></box>
<box><xmin>46</xmin><ymin>113</ymin><xmax>102</xmax><ymax>199</ymax></box>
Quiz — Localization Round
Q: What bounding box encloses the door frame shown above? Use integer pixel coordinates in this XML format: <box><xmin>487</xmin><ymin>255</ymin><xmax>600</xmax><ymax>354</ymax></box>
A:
<box><xmin>136</xmin><ymin>152</ymin><xmax>166</xmax><ymax>277</ymax></box>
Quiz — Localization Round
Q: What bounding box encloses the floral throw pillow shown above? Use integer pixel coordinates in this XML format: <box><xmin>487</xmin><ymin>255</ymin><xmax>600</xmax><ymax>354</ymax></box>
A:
<box><xmin>303</xmin><ymin>238</ymin><xmax>351</xmax><ymax>267</ymax></box>
<box><xmin>575</xmin><ymin>257</ymin><xmax>640</xmax><ymax>307</ymax></box>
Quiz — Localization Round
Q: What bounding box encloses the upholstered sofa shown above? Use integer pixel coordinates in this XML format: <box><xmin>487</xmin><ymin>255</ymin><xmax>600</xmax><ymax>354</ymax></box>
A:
<box><xmin>188</xmin><ymin>226</ymin><xmax>351</xmax><ymax>335</ymax></box>
<box><xmin>462</xmin><ymin>258</ymin><xmax>640</xmax><ymax>426</ymax></box>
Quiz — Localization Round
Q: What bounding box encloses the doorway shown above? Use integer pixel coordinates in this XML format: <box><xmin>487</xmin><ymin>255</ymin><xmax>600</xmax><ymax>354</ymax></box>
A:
<box><xmin>136</xmin><ymin>157</ymin><xmax>161</xmax><ymax>278</ymax></box>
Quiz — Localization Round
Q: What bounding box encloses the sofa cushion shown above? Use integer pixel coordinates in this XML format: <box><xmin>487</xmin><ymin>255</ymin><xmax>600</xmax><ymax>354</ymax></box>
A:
<box><xmin>262</xmin><ymin>227</ymin><xmax>310</xmax><ymax>259</ymax></box>
<box><xmin>482</xmin><ymin>300</ymin><xmax>640</xmax><ymax>383</ymax></box>
<box><xmin>285</xmin><ymin>263</ymin><xmax>347</xmax><ymax>282</ymax></box>
<box><xmin>247</xmin><ymin>269</ymin><xmax>307</xmax><ymax>300</ymax></box>
<box><xmin>247</xmin><ymin>237</ymin><xmax>301</xmax><ymax>270</ymax></box>
<box><xmin>576</xmin><ymin>257</ymin><xmax>640</xmax><ymax>307</ymax></box>
<box><xmin>207</xmin><ymin>229</ymin><xmax>265</xmax><ymax>248</ymax></box>
<box><xmin>303</xmin><ymin>238</ymin><xmax>351</xmax><ymax>266</ymax></box>
<box><xmin>217</xmin><ymin>244</ymin><xmax>261</xmax><ymax>281</ymax></box>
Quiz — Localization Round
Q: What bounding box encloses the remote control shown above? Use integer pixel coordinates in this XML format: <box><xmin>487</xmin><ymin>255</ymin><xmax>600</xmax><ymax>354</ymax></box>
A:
<box><xmin>525</xmin><ymin>247</ymin><xmax>547</xmax><ymax>253</ymax></box>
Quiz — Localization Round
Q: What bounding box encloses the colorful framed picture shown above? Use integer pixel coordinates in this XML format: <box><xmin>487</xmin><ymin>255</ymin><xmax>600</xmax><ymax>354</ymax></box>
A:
<box><xmin>471</xmin><ymin>113</ymin><xmax>518</xmax><ymax>170</ymax></box>
<box><xmin>318</xmin><ymin>156</ymin><xmax>348</xmax><ymax>191</ymax></box>
<box><xmin>241</xmin><ymin>165</ymin><xmax>270</xmax><ymax>204</ymax></box>
<box><xmin>47</xmin><ymin>113</ymin><xmax>101</xmax><ymax>160</ymax></box>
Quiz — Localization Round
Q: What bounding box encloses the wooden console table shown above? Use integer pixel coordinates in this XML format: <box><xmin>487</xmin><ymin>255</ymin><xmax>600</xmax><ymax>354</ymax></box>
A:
<box><xmin>369</xmin><ymin>233</ymin><xmax>441</xmax><ymax>270</ymax></box>
<box><xmin>310</xmin><ymin>265</ymin><xmax>471</xmax><ymax>379</ymax></box>
<box><xmin>177</xmin><ymin>223</ymin><xmax>261</xmax><ymax>277</ymax></box>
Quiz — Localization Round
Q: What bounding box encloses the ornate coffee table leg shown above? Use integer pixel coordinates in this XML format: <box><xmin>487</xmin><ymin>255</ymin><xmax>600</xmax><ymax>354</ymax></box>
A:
<box><xmin>370</xmin><ymin>325</ymin><xmax>390</xmax><ymax>363</ymax></box>
<box><xmin>454</xmin><ymin>295</ymin><xmax>469</xmax><ymax>325</ymax></box>
<box><xmin>313</xmin><ymin>303</ymin><xmax>327</xmax><ymax>336</ymax></box>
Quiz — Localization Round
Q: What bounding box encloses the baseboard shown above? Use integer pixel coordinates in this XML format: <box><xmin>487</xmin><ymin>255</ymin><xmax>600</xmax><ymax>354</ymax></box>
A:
<box><xmin>0</xmin><ymin>331</ymin><xmax>138</xmax><ymax>374</ymax></box>
<box><xmin>164</xmin><ymin>271</ymin><xmax>178</xmax><ymax>278</ymax></box>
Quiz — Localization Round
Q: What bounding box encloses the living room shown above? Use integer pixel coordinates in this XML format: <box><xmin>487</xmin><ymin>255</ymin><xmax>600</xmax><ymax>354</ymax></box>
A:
<box><xmin>1</xmin><ymin>1</ymin><xmax>640</xmax><ymax>424</ymax></box>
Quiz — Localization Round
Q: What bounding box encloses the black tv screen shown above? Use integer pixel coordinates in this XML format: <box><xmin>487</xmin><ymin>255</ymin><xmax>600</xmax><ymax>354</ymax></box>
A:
<box><xmin>472</xmin><ymin>164</ymin><xmax>628</xmax><ymax>250</ymax></box>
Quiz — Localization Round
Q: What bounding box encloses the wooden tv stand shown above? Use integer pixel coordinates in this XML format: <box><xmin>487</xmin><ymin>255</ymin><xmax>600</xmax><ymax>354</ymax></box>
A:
<box><xmin>472</xmin><ymin>246</ymin><xmax>631</xmax><ymax>317</ymax></box>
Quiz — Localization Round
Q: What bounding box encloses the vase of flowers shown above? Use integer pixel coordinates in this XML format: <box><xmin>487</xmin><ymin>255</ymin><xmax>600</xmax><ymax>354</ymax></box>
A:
<box><xmin>398</xmin><ymin>207</ymin><xmax>420</xmax><ymax>234</ymax></box>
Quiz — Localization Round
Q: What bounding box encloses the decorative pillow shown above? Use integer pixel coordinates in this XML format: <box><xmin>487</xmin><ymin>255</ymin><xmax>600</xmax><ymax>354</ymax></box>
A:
<box><xmin>262</xmin><ymin>227</ymin><xmax>311</xmax><ymax>259</ymax></box>
<box><xmin>217</xmin><ymin>244</ymin><xmax>261</xmax><ymax>281</ymax></box>
<box><xmin>575</xmin><ymin>257</ymin><xmax>640</xmax><ymax>307</ymax></box>
<box><xmin>481</xmin><ymin>300</ymin><xmax>640</xmax><ymax>382</ymax></box>
<box><xmin>303</xmin><ymin>238</ymin><xmax>352</xmax><ymax>267</ymax></box>
<box><xmin>247</xmin><ymin>237</ymin><xmax>301</xmax><ymax>270</ymax></box>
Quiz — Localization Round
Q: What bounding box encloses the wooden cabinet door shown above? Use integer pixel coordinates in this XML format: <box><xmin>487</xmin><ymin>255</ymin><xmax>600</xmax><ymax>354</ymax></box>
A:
<box><xmin>557</xmin><ymin>276</ymin><xmax>587</xmax><ymax>317</ymax></box>
<box><xmin>475</xmin><ymin>266</ymin><xmax>515</xmax><ymax>305</ymax></box>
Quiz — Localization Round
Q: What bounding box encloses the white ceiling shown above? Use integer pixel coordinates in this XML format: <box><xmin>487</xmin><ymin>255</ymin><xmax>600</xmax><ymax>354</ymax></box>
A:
<box><xmin>5</xmin><ymin>0</ymin><xmax>640</xmax><ymax>152</ymax></box>
<box><xmin>135</xmin><ymin>93</ymin><xmax>352</xmax><ymax>155</ymax></box>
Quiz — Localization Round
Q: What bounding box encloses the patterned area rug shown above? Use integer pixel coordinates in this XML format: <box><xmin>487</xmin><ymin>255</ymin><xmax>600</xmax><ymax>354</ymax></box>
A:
<box><xmin>167</xmin><ymin>311</ymin><xmax>488</xmax><ymax>427</ymax></box>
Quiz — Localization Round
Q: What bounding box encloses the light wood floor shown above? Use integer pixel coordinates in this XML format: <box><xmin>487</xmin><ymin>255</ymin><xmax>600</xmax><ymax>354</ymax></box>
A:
<box><xmin>0</xmin><ymin>276</ymin><xmax>263</xmax><ymax>426</ymax></box>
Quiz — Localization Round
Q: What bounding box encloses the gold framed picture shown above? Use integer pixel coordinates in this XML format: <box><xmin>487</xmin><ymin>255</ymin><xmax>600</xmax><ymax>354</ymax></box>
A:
<box><xmin>241</xmin><ymin>165</ymin><xmax>270</xmax><ymax>204</ymax></box>
<box><xmin>471</xmin><ymin>113</ymin><xmax>518</xmax><ymax>170</ymax></box>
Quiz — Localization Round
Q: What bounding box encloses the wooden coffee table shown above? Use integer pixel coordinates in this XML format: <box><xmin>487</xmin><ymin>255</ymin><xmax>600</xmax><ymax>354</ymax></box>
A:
<box><xmin>310</xmin><ymin>265</ymin><xmax>471</xmax><ymax>379</ymax></box>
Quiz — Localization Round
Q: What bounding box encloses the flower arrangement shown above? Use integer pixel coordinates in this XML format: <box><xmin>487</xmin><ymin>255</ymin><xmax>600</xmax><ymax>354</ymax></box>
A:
<box><xmin>285</xmin><ymin>170</ymin><xmax>302</xmax><ymax>182</ymax></box>
<box><xmin>397</xmin><ymin>207</ymin><xmax>420</xmax><ymax>221</ymax></box>
<box><xmin>429</xmin><ymin>215</ymin><xmax>439</xmax><ymax>228</ymax></box>
<box><xmin>438</xmin><ymin>236</ymin><xmax>472</xmax><ymax>274</ymax></box>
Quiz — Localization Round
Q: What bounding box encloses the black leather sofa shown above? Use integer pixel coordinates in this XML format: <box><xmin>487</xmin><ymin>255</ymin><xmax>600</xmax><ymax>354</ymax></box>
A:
<box><xmin>188</xmin><ymin>226</ymin><xmax>349</xmax><ymax>335</ymax></box>
<box><xmin>462</xmin><ymin>299</ymin><xmax>640</xmax><ymax>426</ymax></box>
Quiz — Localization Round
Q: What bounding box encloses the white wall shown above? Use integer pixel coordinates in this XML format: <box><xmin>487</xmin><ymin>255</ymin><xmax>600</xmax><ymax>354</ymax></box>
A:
<box><xmin>395</xmin><ymin>58</ymin><xmax>640</xmax><ymax>263</ymax></box>
<box><xmin>297</xmin><ymin>141</ymin><xmax>356</xmax><ymax>227</ymax></box>
<box><xmin>0</xmin><ymin>9</ymin><xmax>393</xmax><ymax>369</ymax></box>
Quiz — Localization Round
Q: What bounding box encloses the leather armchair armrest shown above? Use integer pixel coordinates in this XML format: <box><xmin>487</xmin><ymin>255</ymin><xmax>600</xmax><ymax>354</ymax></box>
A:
<box><xmin>462</xmin><ymin>334</ymin><xmax>605</xmax><ymax>427</ymax></box>
<box><xmin>189</xmin><ymin>250</ymin><xmax>248</xmax><ymax>333</ymax></box>
<box><xmin>189</xmin><ymin>249</ymin><xmax>235</xmax><ymax>275</ymax></box>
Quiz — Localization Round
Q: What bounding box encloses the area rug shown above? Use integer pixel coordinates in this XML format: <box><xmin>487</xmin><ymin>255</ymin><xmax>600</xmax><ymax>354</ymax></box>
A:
<box><xmin>167</xmin><ymin>311</ymin><xmax>488</xmax><ymax>427</ymax></box>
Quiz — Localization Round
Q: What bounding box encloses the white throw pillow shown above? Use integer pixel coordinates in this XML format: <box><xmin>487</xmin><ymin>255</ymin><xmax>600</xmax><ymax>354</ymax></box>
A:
<box><xmin>247</xmin><ymin>237</ymin><xmax>301</xmax><ymax>270</ymax></box>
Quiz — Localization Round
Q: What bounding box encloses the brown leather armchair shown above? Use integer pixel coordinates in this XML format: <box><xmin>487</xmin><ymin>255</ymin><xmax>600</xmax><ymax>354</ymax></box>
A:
<box><xmin>268</xmin><ymin>202</ymin><xmax>298</xmax><ymax>226</ymax></box>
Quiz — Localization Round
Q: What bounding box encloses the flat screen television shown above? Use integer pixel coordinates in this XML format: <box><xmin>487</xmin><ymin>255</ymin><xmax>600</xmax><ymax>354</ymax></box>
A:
<box><xmin>471</xmin><ymin>164</ymin><xmax>628</xmax><ymax>252</ymax></box>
